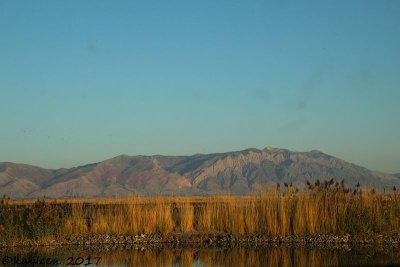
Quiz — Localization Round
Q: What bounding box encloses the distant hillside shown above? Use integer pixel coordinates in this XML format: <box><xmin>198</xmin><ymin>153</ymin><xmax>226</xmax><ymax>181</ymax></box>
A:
<box><xmin>394</xmin><ymin>173</ymin><xmax>400</xmax><ymax>178</ymax></box>
<box><xmin>1</xmin><ymin>147</ymin><xmax>399</xmax><ymax>198</ymax></box>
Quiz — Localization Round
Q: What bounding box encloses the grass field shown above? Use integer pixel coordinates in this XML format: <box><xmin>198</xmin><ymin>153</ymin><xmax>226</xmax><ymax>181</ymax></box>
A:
<box><xmin>1</xmin><ymin>180</ymin><xmax>399</xmax><ymax>243</ymax></box>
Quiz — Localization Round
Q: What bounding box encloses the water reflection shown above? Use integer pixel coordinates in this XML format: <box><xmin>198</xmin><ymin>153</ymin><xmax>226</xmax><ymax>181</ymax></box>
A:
<box><xmin>1</xmin><ymin>245</ymin><xmax>400</xmax><ymax>267</ymax></box>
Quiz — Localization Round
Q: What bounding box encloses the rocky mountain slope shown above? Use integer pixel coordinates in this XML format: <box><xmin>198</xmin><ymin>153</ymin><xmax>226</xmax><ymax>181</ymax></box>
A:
<box><xmin>1</xmin><ymin>147</ymin><xmax>399</xmax><ymax>198</ymax></box>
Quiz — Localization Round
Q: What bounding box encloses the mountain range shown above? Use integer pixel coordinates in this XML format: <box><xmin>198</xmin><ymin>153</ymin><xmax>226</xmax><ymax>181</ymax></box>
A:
<box><xmin>0</xmin><ymin>147</ymin><xmax>399</xmax><ymax>198</ymax></box>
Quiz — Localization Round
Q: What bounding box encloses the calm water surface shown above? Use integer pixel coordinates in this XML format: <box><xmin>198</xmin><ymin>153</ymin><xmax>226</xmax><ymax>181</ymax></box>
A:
<box><xmin>1</xmin><ymin>245</ymin><xmax>400</xmax><ymax>267</ymax></box>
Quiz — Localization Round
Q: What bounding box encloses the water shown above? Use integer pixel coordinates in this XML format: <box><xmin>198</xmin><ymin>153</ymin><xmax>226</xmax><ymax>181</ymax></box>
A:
<box><xmin>1</xmin><ymin>245</ymin><xmax>399</xmax><ymax>267</ymax></box>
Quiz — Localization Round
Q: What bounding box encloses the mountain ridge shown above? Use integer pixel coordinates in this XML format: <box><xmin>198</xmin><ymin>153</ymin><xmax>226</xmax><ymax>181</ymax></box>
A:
<box><xmin>1</xmin><ymin>147</ymin><xmax>399</xmax><ymax>198</ymax></box>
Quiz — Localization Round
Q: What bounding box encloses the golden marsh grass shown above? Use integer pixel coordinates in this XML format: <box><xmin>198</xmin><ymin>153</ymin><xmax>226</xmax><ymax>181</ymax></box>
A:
<box><xmin>1</xmin><ymin>182</ymin><xmax>400</xmax><ymax>241</ymax></box>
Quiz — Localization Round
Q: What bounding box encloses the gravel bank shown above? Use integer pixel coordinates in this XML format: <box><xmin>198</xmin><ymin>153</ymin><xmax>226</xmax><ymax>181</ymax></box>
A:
<box><xmin>1</xmin><ymin>232</ymin><xmax>399</xmax><ymax>248</ymax></box>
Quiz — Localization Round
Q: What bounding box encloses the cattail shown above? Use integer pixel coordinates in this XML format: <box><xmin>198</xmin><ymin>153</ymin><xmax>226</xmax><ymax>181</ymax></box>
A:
<box><xmin>356</xmin><ymin>182</ymin><xmax>360</xmax><ymax>188</ymax></box>
<box><xmin>315</xmin><ymin>180</ymin><xmax>321</xmax><ymax>187</ymax></box>
<box><xmin>393</xmin><ymin>186</ymin><xmax>397</xmax><ymax>192</ymax></box>
<box><xmin>306</xmin><ymin>180</ymin><xmax>311</xmax><ymax>186</ymax></box>
<box><xmin>370</xmin><ymin>189</ymin><xmax>375</xmax><ymax>194</ymax></box>
<box><xmin>284</xmin><ymin>182</ymin><xmax>289</xmax><ymax>188</ymax></box>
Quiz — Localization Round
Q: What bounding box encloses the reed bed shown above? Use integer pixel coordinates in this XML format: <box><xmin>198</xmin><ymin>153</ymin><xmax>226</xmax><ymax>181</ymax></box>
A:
<box><xmin>1</xmin><ymin>181</ymin><xmax>399</xmax><ymax>242</ymax></box>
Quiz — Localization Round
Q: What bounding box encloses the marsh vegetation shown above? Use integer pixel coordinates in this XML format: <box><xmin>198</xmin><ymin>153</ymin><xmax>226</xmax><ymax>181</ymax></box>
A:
<box><xmin>1</xmin><ymin>180</ymin><xmax>399</xmax><ymax>245</ymax></box>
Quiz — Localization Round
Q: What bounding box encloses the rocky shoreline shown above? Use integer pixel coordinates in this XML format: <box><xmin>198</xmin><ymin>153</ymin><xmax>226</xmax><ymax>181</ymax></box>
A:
<box><xmin>1</xmin><ymin>232</ymin><xmax>400</xmax><ymax>249</ymax></box>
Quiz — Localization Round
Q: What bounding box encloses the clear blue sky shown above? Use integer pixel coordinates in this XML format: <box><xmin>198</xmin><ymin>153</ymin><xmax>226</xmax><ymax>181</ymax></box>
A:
<box><xmin>1</xmin><ymin>1</ymin><xmax>399</xmax><ymax>173</ymax></box>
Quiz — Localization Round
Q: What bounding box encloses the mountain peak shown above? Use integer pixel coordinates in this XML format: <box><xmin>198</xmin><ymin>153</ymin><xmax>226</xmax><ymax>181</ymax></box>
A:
<box><xmin>263</xmin><ymin>146</ymin><xmax>289</xmax><ymax>152</ymax></box>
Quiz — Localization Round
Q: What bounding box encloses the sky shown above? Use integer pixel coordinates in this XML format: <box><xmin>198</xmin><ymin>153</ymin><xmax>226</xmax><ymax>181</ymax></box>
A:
<box><xmin>0</xmin><ymin>1</ymin><xmax>399</xmax><ymax>173</ymax></box>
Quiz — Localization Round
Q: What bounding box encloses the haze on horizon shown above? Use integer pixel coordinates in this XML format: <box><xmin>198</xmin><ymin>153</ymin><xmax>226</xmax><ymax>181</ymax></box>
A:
<box><xmin>0</xmin><ymin>1</ymin><xmax>399</xmax><ymax>173</ymax></box>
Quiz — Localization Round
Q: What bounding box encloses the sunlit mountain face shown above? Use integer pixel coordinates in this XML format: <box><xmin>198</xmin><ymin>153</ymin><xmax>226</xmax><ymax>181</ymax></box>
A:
<box><xmin>1</xmin><ymin>147</ymin><xmax>399</xmax><ymax>198</ymax></box>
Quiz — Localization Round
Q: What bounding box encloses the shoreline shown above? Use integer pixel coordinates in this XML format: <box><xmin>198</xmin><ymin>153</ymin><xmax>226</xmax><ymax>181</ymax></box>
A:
<box><xmin>1</xmin><ymin>232</ymin><xmax>399</xmax><ymax>249</ymax></box>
